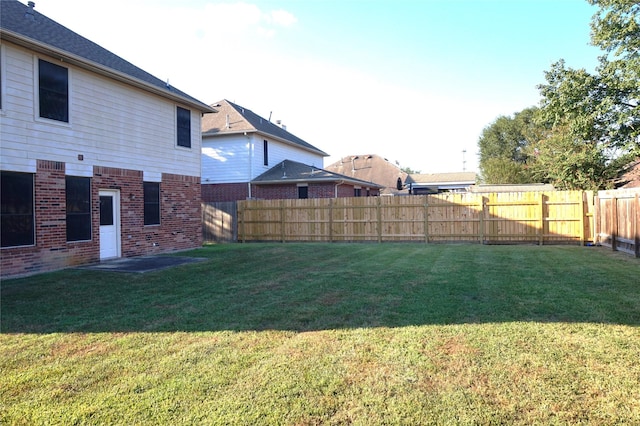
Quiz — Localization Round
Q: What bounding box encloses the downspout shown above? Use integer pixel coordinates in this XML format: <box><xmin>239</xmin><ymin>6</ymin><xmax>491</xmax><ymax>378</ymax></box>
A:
<box><xmin>246</xmin><ymin>132</ymin><xmax>252</xmax><ymax>199</ymax></box>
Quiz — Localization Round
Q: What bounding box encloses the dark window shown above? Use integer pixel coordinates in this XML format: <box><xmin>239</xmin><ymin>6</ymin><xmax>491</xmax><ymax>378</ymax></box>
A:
<box><xmin>144</xmin><ymin>182</ymin><xmax>160</xmax><ymax>225</ymax></box>
<box><xmin>177</xmin><ymin>106</ymin><xmax>191</xmax><ymax>148</ymax></box>
<box><xmin>100</xmin><ymin>196</ymin><xmax>114</xmax><ymax>226</ymax></box>
<box><xmin>66</xmin><ymin>176</ymin><xmax>91</xmax><ymax>241</ymax></box>
<box><xmin>354</xmin><ymin>188</ymin><xmax>362</xmax><ymax>197</ymax></box>
<box><xmin>1</xmin><ymin>171</ymin><xmax>34</xmax><ymax>247</ymax></box>
<box><xmin>298</xmin><ymin>186</ymin><xmax>308</xmax><ymax>199</ymax></box>
<box><xmin>39</xmin><ymin>59</ymin><xmax>68</xmax><ymax>122</ymax></box>
<box><xmin>263</xmin><ymin>140</ymin><xmax>268</xmax><ymax>166</ymax></box>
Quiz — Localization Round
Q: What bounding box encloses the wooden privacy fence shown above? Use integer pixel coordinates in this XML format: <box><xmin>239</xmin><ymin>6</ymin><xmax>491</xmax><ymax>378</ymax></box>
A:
<box><xmin>202</xmin><ymin>202</ymin><xmax>238</xmax><ymax>243</ymax></box>
<box><xmin>237</xmin><ymin>191</ymin><xmax>594</xmax><ymax>245</ymax></box>
<box><xmin>595</xmin><ymin>189</ymin><xmax>640</xmax><ymax>257</ymax></box>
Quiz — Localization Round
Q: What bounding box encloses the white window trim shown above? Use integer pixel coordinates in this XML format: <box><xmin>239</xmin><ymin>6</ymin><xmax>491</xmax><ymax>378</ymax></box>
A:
<box><xmin>33</xmin><ymin>55</ymin><xmax>72</xmax><ymax>127</ymax></box>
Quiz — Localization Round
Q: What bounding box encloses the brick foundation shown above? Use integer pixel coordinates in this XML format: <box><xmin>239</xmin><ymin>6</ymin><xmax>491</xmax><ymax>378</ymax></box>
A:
<box><xmin>1</xmin><ymin>162</ymin><xmax>201</xmax><ymax>278</ymax></box>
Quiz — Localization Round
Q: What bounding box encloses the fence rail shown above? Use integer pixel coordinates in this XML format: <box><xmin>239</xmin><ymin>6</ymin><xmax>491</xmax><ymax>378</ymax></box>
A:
<box><xmin>595</xmin><ymin>189</ymin><xmax>640</xmax><ymax>257</ymax></box>
<box><xmin>237</xmin><ymin>191</ymin><xmax>594</xmax><ymax>245</ymax></box>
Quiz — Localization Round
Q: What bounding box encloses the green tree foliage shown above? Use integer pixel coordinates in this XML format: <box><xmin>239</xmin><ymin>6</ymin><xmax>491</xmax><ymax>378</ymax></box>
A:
<box><xmin>533</xmin><ymin>0</ymin><xmax>639</xmax><ymax>190</ymax></box>
<box><xmin>528</xmin><ymin>127</ymin><xmax>617</xmax><ymax>190</ymax></box>
<box><xmin>478</xmin><ymin>107</ymin><xmax>542</xmax><ymax>183</ymax></box>
<box><xmin>479</xmin><ymin>0</ymin><xmax>639</xmax><ymax>190</ymax></box>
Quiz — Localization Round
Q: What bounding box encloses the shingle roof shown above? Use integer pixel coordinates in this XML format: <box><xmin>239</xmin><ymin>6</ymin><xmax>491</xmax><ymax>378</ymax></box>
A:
<box><xmin>252</xmin><ymin>160</ymin><xmax>383</xmax><ymax>188</ymax></box>
<box><xmin>406</xmin><ymin>172</ymin><xmax>477</xmax><ymax>185</ymax></box>
<box><xmin>202</xmin><ymin>99</ymin><xmax>328</xmax><ymax>156</ymax></box>
<box><xmin>324</xmin><ymin>154</ymin><xmax>408</xmax><ymax>195</ymax></box>
<box><xmin>0</xmin><ymin>0</ymin><xmax>214</xmax><ymax>112</ymax></box>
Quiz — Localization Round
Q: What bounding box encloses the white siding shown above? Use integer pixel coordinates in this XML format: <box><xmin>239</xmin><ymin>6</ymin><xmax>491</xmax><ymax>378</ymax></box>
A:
<box><xmin>202</xmin><ymin>132</ymin><xmax>325</xmax><ymax>183</ymax></box>
<box><xmin>201</xmin><ymin>134</ymin><xmax>252</xmax><ymax>183</ymax></box>
<box><xmin>0</xmin><ymin>43</ymin><xmax>202</xmax><ymax>177</ymax></box>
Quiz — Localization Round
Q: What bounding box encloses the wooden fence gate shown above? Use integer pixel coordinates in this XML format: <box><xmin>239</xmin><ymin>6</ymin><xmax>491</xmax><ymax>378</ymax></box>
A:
<box><xmin>595</xmin><ymin>189</ymin><xmax>640</xmax><ymax>257</ymax></box>
<box><xmin>202</xmin><ymin>202</ymin><xmax>237</xmax><ymax>243</ymax></box>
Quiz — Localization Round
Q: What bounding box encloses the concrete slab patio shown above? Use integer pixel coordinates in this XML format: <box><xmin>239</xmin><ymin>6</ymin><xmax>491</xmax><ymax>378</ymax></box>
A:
<box><xmin>79</xmin><ymin>256</ymin><xmax>208</xmax><ymax>273</ymax></box>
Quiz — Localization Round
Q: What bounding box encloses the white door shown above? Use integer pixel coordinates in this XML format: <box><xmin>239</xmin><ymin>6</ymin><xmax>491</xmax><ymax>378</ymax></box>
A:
<box><xmin>99</xmin><ymin>190</ymin><xmax>121</xmax><ymax>259</ymax></box>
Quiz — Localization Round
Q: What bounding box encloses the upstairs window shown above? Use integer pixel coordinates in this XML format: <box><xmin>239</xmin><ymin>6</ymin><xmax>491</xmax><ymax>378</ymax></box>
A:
<box><xmin>1</xmin><ymin>171</ymin><xmax>35</xmax><ymax>247</ymax></box>
<box><xmin>39</xmin><ymin>59</ymin><xmax>68</xmax><ymax>122</ymax></box>
<box><xmin>144</xmin><ymin>182</ymin><xmax>160</xmax><ymax>225</ymax></box>
<box><xmin>177</xmin><ymin>106</ymin><xmax>191</xmax><ymax>148</ymax></box>
<box><xmin>66</xmin><ymin>176</ymin><xmax>91</xmax><ymax>241</ymax></box>
<box><xmin>263</xmin><ymin>140</ymin><xmax>269</xmax><ymax>166</ymax></box>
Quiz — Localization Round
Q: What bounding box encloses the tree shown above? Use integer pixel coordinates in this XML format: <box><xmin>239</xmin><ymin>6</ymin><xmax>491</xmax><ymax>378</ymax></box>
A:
<box><xmin>537</xmin><ymin>0</ymin><xmax>639</xmax><ymax>161</ymax></box>
<box><xmin>528</xmin><ymin>126</ymin><xmax>617</xmax><ymax>190</ymax></box>
<box><xmin>477</xmin><ymin>107</ymin><xmax>543</xmax><ymax>184</ymax></box>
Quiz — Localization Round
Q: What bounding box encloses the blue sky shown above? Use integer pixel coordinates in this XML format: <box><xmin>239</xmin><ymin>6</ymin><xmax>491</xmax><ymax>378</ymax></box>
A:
<box><xmin>37</xmin><ymin>0</ymin><xmax>602</xmax><ymax>173</ymax></box>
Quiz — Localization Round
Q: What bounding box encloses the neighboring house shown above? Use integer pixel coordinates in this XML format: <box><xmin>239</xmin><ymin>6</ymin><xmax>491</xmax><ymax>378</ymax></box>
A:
<box><xmin>468</xmin><ymin>183</ymin><xmax>555</xmax><ymax>193</ymax></box>
<box><xmin>251</xmin><ymin>159</ymin><xmax>383</xmax><ymax>199</ymax></box>
<box><xmin>0</xmin><ymin>0</ymin><xmax>215</xmax><ymax>277</ymax></box>
<box><xmin>616</xmin><ymin>158</ymin><xmax>640</xmax><ymax>188</ymax></box>
<box><xmin>404</xmin><ymin>172</ymin><xmax>477</xmax><ymax>194</ymax></box>
<box><xmin>201</xmin><ymin>99</ymin><xmax>329</xmax><ymax>201</ymax></box>
<box><xmin>324</xmin><ymin>154</ymin><xmax>408</xmax><ymax>195</ymax></box>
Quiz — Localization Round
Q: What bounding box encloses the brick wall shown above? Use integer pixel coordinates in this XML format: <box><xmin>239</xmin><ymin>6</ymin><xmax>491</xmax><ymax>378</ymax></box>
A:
<box><xmin>1</xmin><ymin>162</ymin><xmax>202</xmax><ymax>278</ymax></box>
<box><xmin>202</xmin><ymin>182</ymin><xmax>249</xmax><ymax>202</ymax></box>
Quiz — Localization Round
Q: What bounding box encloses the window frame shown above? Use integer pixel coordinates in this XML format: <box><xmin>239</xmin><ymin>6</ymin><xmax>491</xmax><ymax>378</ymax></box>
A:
<box><xmin>1</xmin><ymin>171</ymin><xmax>35</xmax><ymax>248</ymax></box>
<box><xmin>65</xmin><ymin>176</ymin><xmax>92</xmax><ymax>242</ymax></box>
<box><xmin>176</xmin><ymin>106</ymin><xmax>191</xmax><ymax>148</ymax></box>
<box><xmin>143</xmin><ymin>181</ymin><xmax>161</xmax><ymax>226</ymax></box>
<box><xmin>38</xmin><ymin>58</ymin><xmax>69</xmax><ymax>123</ymax></box>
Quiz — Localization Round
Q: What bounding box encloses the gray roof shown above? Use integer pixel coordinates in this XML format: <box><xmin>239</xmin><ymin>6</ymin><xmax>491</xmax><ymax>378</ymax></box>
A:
<box><xmin>252</xmin><ymin>160</ymin><xmax>383</xmax><ymax>188</ymax></box>
<box><xmin>406</xmin><ymin>172</ymin><xmax>477</xmax><ymax>185</ymax></box>
<box><xmin>325</xmin><ymin>154</ymin><xmax>408</xmax><ymax>195</ymax></box>
<box><xmin>202</xmin><ymin>100</ymin><xmax>328</xmax><ymax>156</ymax></box>
<box><xmin>0</xmin><ymin>0</ymin><xmax>214</xmax><ymax>113</ymax></box>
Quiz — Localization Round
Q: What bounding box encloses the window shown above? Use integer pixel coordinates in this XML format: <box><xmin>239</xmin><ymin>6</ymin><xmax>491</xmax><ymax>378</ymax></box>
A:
<box><xmin>298</xmin><ymin>186</ymin><xmax>308</xmax><ymax>199</ymax></box>
<box><xmin>1</xmin><ymin>171</ymin><xmax>35</xmax><ymax>247</ymax></box>
<box><xmin>354</xmin><ymin>188</ymin><xmax>362</xmax><ymax>197</ymax></box>
<box><xmin>263</xmin><ymin>140</ymin><xmax>269</xmax><ymax>166</ymax></box>
<box><xmin>66</xmin><ymin>176</ymin><xmax>91</xmax><ymax>241</ymax></box>
<box><xmin>177</xmin><ymin>106</ymin><xmax>191</xmax><ymax>148</ymax></box>
<box><xmin>144</xmin><ymin>182</ymin><xmax>160</xmax><ymax>225</ymax></box>
<box><xmin>39</xmin><ymin>59</ymin><xmax>68</xmax><ymax>122</ymax></box>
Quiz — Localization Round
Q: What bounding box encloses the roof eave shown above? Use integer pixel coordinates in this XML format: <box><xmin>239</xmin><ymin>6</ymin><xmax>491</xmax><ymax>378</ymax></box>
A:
<box><xmin>1</xmin><ymin>30</ymin><xmax>216</xmax><ymax>113</ymax></box>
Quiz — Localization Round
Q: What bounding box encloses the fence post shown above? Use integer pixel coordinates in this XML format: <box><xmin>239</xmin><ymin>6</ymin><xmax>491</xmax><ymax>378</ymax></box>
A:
<box><xmin>538</xmin><ymin>193</ymin><xmax>545</xmax><ymax>246</ymax></box>
<box><xmin>280</xmin><ymin>200</ymin><xmax>285</xmax><ymax>243</ymax></box>
<box><xmin>329</xmin><ymin>198</ymin><xmax>333</xmax><ymax>242</ymax></box>
<box><xmin>377</xmin><ymin>197</ymin><xmax>382</xmax><ymax>243</ymax></box>
<box><xmin>611</xmin><ymin>197</ymin><xmax>618</xmax><ymax>252</ymax></box>
<box><xmin>635</xmin><ymin>194</ymin><xmax>639</xmax><ymax>258</ymax></box>
<box><xmin>424</xmin><ymin>196</ymin><xmax>429</xmax><ymax>243</ymax></box>
<box><xmin>579</xmin><ymin>191</ymin><xmax>586</xmax><ymax>246</ymax></box>
<box><xmin>239</xmin><ymin>202</ymin><xmax>245</xmax><ymax>243</ymax></box>
<box><xmin>479</xmin><ymin>195</ymin><xmax>485</xmax><ymax>244</ymax></box>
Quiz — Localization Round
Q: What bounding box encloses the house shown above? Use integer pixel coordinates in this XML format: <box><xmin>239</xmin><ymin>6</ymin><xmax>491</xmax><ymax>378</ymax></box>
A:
<box><xmin>201</xmin><ymin>99</ymin><xmax>330</xmax><ymax>201</ymax></box>
<box><xmin>0</xmin><ymin>0</ymin><xmax>215</xmax><ymax>277</ymax></box>
<box><xmin>324</xmin><ymin>154</ymin><xmax>408</xmax><ymax>195</ymax></box>
<box><xmin>251</xmin><ymin>159</ymin><xmax>383</xmax><ymax>199</ymax></box>
<box><xmin>404</xmin><ymin>172</ymin><xmax>477</xmax><ymax>194</ymax></box>
<box><xmin>468</xmin><ymin>183</ymin><xmax>555</xmax><ymax>193</ymax></box>
<box><xmin>615</xmin><ymin>158</ymin><xmax>640</xmax><ymax>188</ymax></box>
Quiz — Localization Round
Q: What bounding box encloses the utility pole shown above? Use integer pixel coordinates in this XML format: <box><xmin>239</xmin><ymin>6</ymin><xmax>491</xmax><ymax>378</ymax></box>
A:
<box><xmin>462</xmin><ymin>149</ymin><xmax>467</xmax><ymax>172</ymax></box>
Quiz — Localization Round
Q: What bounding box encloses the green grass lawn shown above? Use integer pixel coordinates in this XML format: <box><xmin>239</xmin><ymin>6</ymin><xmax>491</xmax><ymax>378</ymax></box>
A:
<box><xmin>1</xmin><ymin>244</ymin><xmax>639</xmax><ymax>425</ymax></box>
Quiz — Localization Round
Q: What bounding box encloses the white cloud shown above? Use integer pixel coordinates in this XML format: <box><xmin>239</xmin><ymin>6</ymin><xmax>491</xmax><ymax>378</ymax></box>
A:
<box><xmin>270</xmin><ymin>10</ymin><xmax>298</xmax><ymax>27</ymax></box>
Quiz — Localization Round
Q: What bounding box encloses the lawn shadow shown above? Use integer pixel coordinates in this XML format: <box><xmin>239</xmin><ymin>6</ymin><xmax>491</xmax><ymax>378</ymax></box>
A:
<box><xmin>1</xmin><ymin>245</ymin><xmax>639</xmax><ymax>333</ymax></box>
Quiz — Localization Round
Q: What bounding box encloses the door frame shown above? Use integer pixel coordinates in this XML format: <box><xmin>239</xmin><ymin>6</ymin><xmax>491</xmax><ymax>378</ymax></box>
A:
<box><xmin>99</xmin><ymin>189</ymin><xmax>121</xmax><ymax>259</ymax></box>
